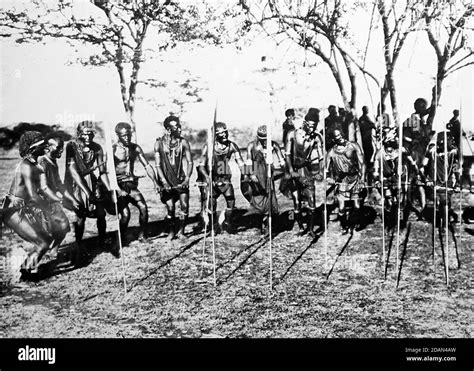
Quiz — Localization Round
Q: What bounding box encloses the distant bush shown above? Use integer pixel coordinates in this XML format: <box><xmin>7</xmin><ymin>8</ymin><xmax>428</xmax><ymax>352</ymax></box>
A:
<box><xmin>0</xmin><ymin>122</ymin><xmax>72</xmax><ymax>150</ymax></box>
<box><xmin>183</xmin><ymin>122</ymin><xmax>255</xmax><ymax>151</ymax></box>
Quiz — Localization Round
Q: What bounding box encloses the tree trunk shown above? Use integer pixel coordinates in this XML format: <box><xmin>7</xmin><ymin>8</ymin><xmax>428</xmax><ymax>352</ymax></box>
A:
<box><xmin>426</xmin><ymin>67</ymin><xmax>445</xmax><ymax>128</ymax></box>
<box><xmin>385</xmin><ymin>70</ymin><xmax>400</xmax><ymax>126</ymax></box>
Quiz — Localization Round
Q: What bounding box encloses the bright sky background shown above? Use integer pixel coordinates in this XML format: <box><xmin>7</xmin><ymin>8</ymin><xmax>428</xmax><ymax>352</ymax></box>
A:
<box><xmin>1</xmin><ymin>0</ymin><xmax>473</xmax><ymax>152</ymax></box>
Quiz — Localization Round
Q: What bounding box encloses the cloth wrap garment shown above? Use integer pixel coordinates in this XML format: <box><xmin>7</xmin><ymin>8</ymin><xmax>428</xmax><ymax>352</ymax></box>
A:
<box><xmin>241</xmin><ymin>140</ymin><xmax>279</xmax><ymax>215</ymax></box>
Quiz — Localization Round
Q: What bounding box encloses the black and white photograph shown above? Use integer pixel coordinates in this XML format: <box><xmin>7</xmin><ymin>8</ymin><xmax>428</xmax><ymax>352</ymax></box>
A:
<box><xmin>0</xmin><ymin>0</ymin><xmax>473</xmax><ymax>368</ymax></box>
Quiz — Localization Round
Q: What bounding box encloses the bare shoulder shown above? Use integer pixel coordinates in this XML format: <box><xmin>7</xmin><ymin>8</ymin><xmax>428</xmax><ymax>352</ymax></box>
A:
<box><xmin>154</xmin><ymin>137</ymin><xmax>162</xmax><ymax>151</ymax></box>
<box><xmin>272</xmin><ymin>141</ymin><xmax>281</xmax><ymax>150</ymax></box>
<box><xmin>181</xmin><ymin>137</ymin><xmax>191</xmax><ymax>149</ymax></box>
<box><xmin>131</xmin><ymin>143</ymin><xmax>143</xmax><ymax>154</ymax></box>
<box><xmin>229</xmin><ymin>141</ymin><xmax>240</xmax><ymax>152</ymax></box>
<box><xmin>91</xmin><ymin>142</ymin><xmax>103</xmax><ymax>154</ymax></box>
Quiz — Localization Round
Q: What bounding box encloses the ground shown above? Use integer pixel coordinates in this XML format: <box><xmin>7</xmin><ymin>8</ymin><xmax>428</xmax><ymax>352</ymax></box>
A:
<box><xmin>0</xmin><ymin>156</ymin><xmax>472</xmax><ymax>338</ymax></box>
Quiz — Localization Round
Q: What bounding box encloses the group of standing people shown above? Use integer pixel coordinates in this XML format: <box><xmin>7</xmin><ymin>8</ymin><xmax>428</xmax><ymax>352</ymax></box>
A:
<box><xmin>0</xmin><ymin>97</ymin><xmax>466</xmax><ymax>277</ymax></box>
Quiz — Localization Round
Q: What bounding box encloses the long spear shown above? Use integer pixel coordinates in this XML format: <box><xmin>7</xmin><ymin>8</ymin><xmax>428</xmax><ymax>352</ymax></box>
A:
<box><xmin>379</xmin><ymin>92</ymin><xmax>386</xmax><ymax>267</ymax></box>
<box><xmin>209</xmin><ymin>101</ymin><xmax>217</xmax><ymax>287</ymax></box>
<box><xmin>433</xmin><ymin>136</ymin><xmax>437</xmax><ymax>271</ymax></box>
<box><xmin>443</xmin><ymin>130</ymin><xmax>449</xmax><ymax>287</ymax></box>
<box><xmin>322</xmin><ymin>109</ymin><xmax>328</xmax><ymax>271</ymax></box>
<box><xmin>103</xmin><ymin>121</ymin><xmax>127</xmax><ymax>293</ymax></box>
<box><xmin>395</xmin><ymin>110</ymin><xmax>403</xmax><ymax>281</ymax></box>
<box><xmin>266</xmin><ymin>123</ymin><xmax>273</xmax><ymax>291</ymax></box>
<box><xmin>458</xmin><ymin>99</ymin><xmax>463</xmax><ymax>262</ymax></box>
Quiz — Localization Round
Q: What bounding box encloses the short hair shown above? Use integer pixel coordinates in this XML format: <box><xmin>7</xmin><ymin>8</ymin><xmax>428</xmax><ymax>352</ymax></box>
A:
<box><xmin>19</xmin><ymin>131</ymin><xmax>44</xmax><ymax>158</ymax></box>
<box><xmin>214</xmin><ymin>122</ymin><xmax>227</xmax><ymax>132</ymax></box>
<box><xmin>77</xmin><ymin>121</ymin><xmax>95</xmax><ymax>135</ymax></box>
<box><xmin>115</xmin><ymin>122</ymin><xmax>132</xmax><ymax>134</ymax></box>
<box><xmin>285</xmin><ymin>109</ymin><xmax>295</xmax><ymax>117</ymax></box>
<box><xmin>45</xmin><ymin>132</ymin><xmax>64</xmax><ymax>145</ymax></box>
<box><xmin>164</xmin><ymin>115</ymin><xmax>180</xmax><ymax>130</ymax></box>
<box><xmin>453</xmin><ymin>109</ymin><xmax>459</xmax><ymax>116</ymax></box>
<box><xmin>414</xmin><ymin>98</ymin><xmax>427</xmax><ymax>109</ymax></box>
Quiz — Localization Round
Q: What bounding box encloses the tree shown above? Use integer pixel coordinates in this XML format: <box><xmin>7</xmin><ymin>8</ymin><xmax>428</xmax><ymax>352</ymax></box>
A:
<box><xmin>419</xmin><ymin>0</ymin><xmax>473</xmax><ymax>126</ymax></box>
<box><xmin>239</xmin><ymin>0</ymin><xmax>380</xmax><ymax>110</ymax></box>
<box><xmin>375</xmin><ymin>0</ymin><xmax>423</xmax><ymax>126</ymax></box>
<box><xmin>0</xmin><ymin>0</ymin><xmax>245</xmax><ymax>135</ymax></box>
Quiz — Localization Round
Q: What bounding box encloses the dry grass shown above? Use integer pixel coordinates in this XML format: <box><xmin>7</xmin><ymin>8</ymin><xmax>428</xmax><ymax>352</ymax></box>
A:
<box><xmin>0</xmin><ymin>156</ymin><xmax>472</xmax><ymax>338</ymax></box>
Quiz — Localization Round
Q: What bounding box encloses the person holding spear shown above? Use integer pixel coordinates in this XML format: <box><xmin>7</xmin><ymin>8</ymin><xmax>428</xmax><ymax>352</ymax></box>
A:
<box><xmin>63</xmin><ymin>121</ymin><xmax>112</xmax><ymax>245</ymax></box>
<box><xmin>242</xmin><ymin>125</ymin><xmax>285</xmax><ymax>236</ymax></box>
<box><xmin>154</xmin><ymin>115</ymin><xmax>193</xmax><ymax>240</ymax></box>
<box><xmin>422</xmin><ymin>132</ymin><xmax>460</xmax><ymax>227</ymax></box>
<box><xmin>280</xmin><ymin>108</ymin><xmax>324</xmax><ymax>237</ymax></box>
<box><xmin>326</xmin><ymin>128</ymin><xmax>366</xmax><ymax>233</ymax></box>
<box><xmin>112</xmin><ymin>122</ymin><xmax>161</xmax><ymax>243</ymax></box>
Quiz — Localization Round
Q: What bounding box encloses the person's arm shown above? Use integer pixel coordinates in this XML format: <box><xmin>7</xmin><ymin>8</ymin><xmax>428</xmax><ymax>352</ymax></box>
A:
<box><xmin>244</xmin><ymin>142</ymin><xmax>254</xmax><ymax>181</ymax></box>
<box><xmin>197</xmin><ymin>143</ymin><xmax>210</xmax><ymax>181</ymax></box>
<box><xmin>404</xmin><ymin>148</ymin><xmax>419</xmax><ymax>177</ymax></box>
<box><xmin>422</xmin><ymin>150</ymin><xmax>433</xmax><ymax>185</ymax></box>
<box><xmin>154</xmin><ymin>139</ymin><xmax>171</xmax><ymax>190</ymax></box>
<box><xmin>325</xmin><ymin>151</ymin><xmax>335</xmax><ymax>185</ymax></box>
<box><xmin>21</xmin><ymin>162</ymin><xmax>45</xmax><ymax>205</ymax></box>
<box><xmin>66</xmin><ymin>143</ymin><xmax>92</xmax><ymax>198</ymax></box>
<box><xmin>285</xmin><ymin>130</ymin><xmax>298</xmax><ymax>178</ymax></box>
<box><xmin>354</xmin><ymin>143</ymin><xmax>366</xmax><ymax>183</ymax></box>
<box><xmin>39</xmin><ymin>171</ymin><xmax>62</xmax><ymax>202</ymax></box>
<box><xmin>180</xmin><ymin>139</ymin><xmax>193</xmax><ymax>188</ymax></box>
<box><xmin>273</xmin><ymin>141</ymin><xmax>285</xmax><ymax>168</ymax></box>
<box><xmin>451</xmin><ymin>150</ymin><xmax>460</xmax><ymax>188</ymax></box>
<box><xmin>231</xmin><ymin>141</ymin><xmax>245</xmax><ymax>174</ymax></box>
<box><xmin>96</xmin><ymin>145</ymin><xmax>111</xmax><ymax>191</ymax></box>
<box><xmin>136</xmin><ymin>144</ymin><xmax>160</xmax><ymax>191</ymax></box>
<box><xmin>372</xmin><ymin>151</ymin><xmax>381</xmax><ymax>185</ymax></box>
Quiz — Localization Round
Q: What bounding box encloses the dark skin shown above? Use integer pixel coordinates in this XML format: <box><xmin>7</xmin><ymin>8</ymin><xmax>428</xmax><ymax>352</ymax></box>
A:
<box><xmin>285</xmin><ymin>119</ymin><xmax>323</xmax><ymax>213</ymax></box>
<box><xmin>407</xmin><ymin>98</ymin><xmax>432</xmax><ymax>213</ymax></box>
<box><xmin>245</xmin><ymin>136</ymin><xmax>285</xmax><ymax>183</ymax></box>
<box><xmin>199</xmin><ymin>128</ymin><xmax>245</xmax><ymax>213</ymax></box>
<box><xmin>114</xmin><ymin>127</ymin><xmax>160</xmax><ymax>240</ymax></box>
<box><xmin>44</xmin><ymin>138</ymin><xmax>80</xmax><ymax>210</ymax></box>
<box><xmin>40</xmin><ymin>138</ymin><xmax>78</xmax><ymax>256</ymax></box>
<box><xmin>326</xmin><ymin>129</ymin><xmax>366</xmax><ymax>217</ymax></box>
<box><xmin>4</xmin><ymin>141</ymin><xmax>59</xmax><ymax>271</ymax></box>
<box><xmin>67</xmin><ymin>128</ymin><xmax>111</xmax><ymax>242</ymax></box>
<box><xmin>372</xmin><ymin>143</ymin><xmax>416</xmax><ymax>210</ymax></box>
<box><xmin>154</xmin><ymin>120</ymin><xmax>193</xmax><ymax>233</ymax></box>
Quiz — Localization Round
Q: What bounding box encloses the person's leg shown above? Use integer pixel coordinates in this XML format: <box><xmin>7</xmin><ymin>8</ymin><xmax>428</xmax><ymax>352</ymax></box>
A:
<box><xmin>195</xmin><ymin>186</ymin><xmax>207</xmax><ymax>231</ymax></box>
<box><xmin>96</xmin><ymin>204</ymin><xmax>107</xmax><ymax>242</ymax></box>
<box><xmin>46</xmin><ymin>204</ymin><xmax>71</xmax><ymax>258</ymax></box>
<box><xmin>291</xmin><ymin>189</ymin><xmax>304</xmax><ymax>233</ymax></box>
<box><xmin>4</xmin><ymin>211</ymin><xmax>52</xmax><ymax>273</ymax></box>
<box><xmin>164</xmin><ymin>197</ymin><xmax>177</xmax><ymax>239</ymax></box>
<box><xmin>305</xmin><ymin>186</ymin><xmax>316</xmax><ymax>237</ymax></box>
<box><xmin>129</xmin><ymin>190</ymin><xmax>149</xmax><ymax>241</ymax></box>
<box><xmin>222</xmin><ymin>185</ymin><xmax>236</xmax><ymax>233</ymax></box>
<box><xmin>337</xmin><ymin>194</ymin><xmax>348</xmax><ymax>232</ymax></box>
<box><xmin>74</xmin><ymin>215</ymin><xmax>86</xmax><ymax>243</ymax></box>
<box><xmin>206</xmin><ymin>184</ymin><xmax>219</xmax><ymax>233</ymax></box>
<box><xmin>177</xmin><ymin>192</ymin><xmax>190</xmax><ymax>237</ymax></box>
<box><xmin>118</xmin><ymin>196</ymin><xmax>131</xmax><ymax>232</ymax></box>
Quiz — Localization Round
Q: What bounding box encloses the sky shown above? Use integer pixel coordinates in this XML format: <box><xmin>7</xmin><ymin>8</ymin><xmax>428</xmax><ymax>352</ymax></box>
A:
<box><xmin>1</xmin><ymin>1</ymin><xmax>473</xmax><ymax>152</ymax></box>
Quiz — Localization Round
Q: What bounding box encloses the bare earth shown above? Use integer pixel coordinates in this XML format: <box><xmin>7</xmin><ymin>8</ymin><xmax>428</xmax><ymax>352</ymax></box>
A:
<box><xmin>0</xmin><ymin>157</ymin><xmax>472</xmax><ymax>338</ymax></box>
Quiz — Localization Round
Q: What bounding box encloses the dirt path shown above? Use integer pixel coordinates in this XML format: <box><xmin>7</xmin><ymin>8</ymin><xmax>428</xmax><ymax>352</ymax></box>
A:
<box><xmin>0</xmin><ymin>158</ymin><xmax>473</xmax><ymax>338</ymax></box>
